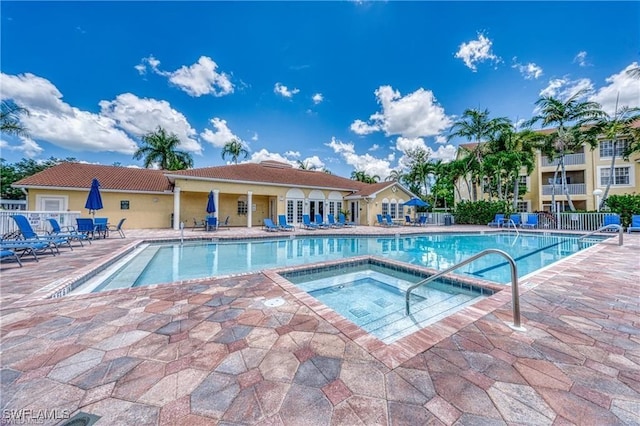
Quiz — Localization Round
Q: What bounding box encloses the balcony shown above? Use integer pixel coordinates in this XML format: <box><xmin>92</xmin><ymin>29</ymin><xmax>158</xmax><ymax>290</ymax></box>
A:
<box><xmin>540</xmin><ymin>153</ymin><xmax>585</xmax><ymax>167</ymax></box>
<box><xmin>541</xmin><ymin>183</ymin><xmax>586</xmax><ymax>195</ymax></box>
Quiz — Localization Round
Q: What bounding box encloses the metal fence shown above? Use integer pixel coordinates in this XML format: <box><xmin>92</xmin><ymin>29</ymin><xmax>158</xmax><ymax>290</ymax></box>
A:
<box><xmin>0</xmin><ymin>211</ymin><xmax>82</xmax><ymax>236</ymax></box>
<box><xmin>527</xmin><ymin>212</ymin><xmax>614</xmax><ymax>231</ymax></box>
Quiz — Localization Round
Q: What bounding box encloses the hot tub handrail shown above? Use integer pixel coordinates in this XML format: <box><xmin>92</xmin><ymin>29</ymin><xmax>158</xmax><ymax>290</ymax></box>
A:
<box><xmin>405</xmin><ymin>248</ymin><xmax>523</xmax><ymax>330</ymax></box>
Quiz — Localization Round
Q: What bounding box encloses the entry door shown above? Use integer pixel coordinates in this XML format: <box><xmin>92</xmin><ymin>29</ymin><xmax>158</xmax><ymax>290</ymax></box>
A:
<box><xmin>269</xmin><ymin>198</ymin><xmax>276</xmax><ymax>220</ymax></box>
<box><xmin>350</xmin><ymin>201</ymin><xmax>359</xmax><ymax>224</ymax></box>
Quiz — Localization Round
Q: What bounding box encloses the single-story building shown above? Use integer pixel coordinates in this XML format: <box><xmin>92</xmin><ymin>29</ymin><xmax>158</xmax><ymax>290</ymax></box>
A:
<box><xmin>13</xmin><ymin>161</ymin><xmax>420</xmax><ymax>229</ymax></box>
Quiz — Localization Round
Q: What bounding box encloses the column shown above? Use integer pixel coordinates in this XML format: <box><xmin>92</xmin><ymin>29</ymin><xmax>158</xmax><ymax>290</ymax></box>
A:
<box><xmin>173</xmin><ymin>187</ymin><xmax>181</xmax><ymax>230</ymax></box>
<box><xmin>214</xmin><ymin>189</ymin><xmax>220</xmax><ymax>221</ymax></box>
<box><xmin>247</xmin><ymin>191</ymin><xmax>253</xmax><ymax>228</ymax></box>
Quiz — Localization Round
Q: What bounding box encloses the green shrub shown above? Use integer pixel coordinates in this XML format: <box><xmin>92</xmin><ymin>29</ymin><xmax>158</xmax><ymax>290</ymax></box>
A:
<box><xmin>604</xmin><ymin>194</ymin><xmax>640</xmax><ymax>227</ymax></box>
<box><xmin>453</xmin><ymin>200</ymin><xmax>511</xmax><ymax>225</ymax></box>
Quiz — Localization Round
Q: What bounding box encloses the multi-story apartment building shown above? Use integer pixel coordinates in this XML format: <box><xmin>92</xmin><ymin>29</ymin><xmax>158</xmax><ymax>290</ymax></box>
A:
<box><xmin>454</xmin><ymin>131</ymin><xmax>640</xmax><ymax>212</ymax></box>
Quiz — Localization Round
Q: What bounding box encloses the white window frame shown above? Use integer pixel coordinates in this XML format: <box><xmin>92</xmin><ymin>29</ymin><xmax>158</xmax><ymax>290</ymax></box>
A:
<box><xmin>598</xmin><ymin>165</ymin><xmax>633</xmax><ymax>187</ymax></box>
<box><xmin>599</xmin><ymin>139</ymin><xmax>629</xmax><ymax>159</ymax></box>
<box><xmin>36</xmin><ymin>195</ymin><xmax>68</xmax><ymax>211</ymax></box>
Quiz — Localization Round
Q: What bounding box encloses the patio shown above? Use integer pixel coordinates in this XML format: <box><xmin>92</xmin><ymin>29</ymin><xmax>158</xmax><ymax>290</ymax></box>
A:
<box><xmin>1</xmin><ymin>225</ymin><xmax>639</xmax><ymax>425</ymax></box>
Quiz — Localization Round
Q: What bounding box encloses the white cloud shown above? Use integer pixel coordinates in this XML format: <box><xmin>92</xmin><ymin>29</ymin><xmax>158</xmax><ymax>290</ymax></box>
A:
<box><xmin>137</xmin><ymin>55</ymin><xmax>234</xmax><ymax>97</ymax></box>
<box><xmin>512</xmin><ymin>58</ymin><xmax>543</xmax><ymax>80</ymax></box>
<box><xmin>0</xmin><ymin>72</ymin><xmax>140</xmax><ymax>154</ymax></box>
<box><xmin>0</xmin><ymin>136</ymin><xmax>43</xmax><ymax>158</ymax></box>
<box><xmin>368</xmin><ymin>144</ymin><xmax>380</xmax><ymax>151</ymax></box>
<box><xmin>539</xmin><ymin>77</ymin><xmax>593</xmax><ymax>100</ymax></box>
<box><xmin>431</xmin><ymin>145</ymin><xmax>458</xmax><ymax>162</ymax></box>
<box><xmin>589</xmin><ymin>62</ymin><xmax>640</xmax><ymax>115</ymax></box>
<box><xmin>284</xmin><ymin>150</ymin><xmax>300</xmax><ymax>158</ymax></box>
<box><xmin>435</xmin><ymin>135</ymin><xmax>447</xmax><ymax>144</ymax></box>
<box><xmin>274</xmin><ymin>82</ymin><xmax>300</xmax><ymax>98</ymax></box>
<box><xmin>134</xmin><ymin>64</ymin><xmax>146</xmax><ymax>75</ymax></box>
<box><xmin>350</xmin><ymin>85</ymin><xmax>452</xmax><ymax>138</ymax></box>
<box><xmin>199</xmin><ymin>118</ymin><xmax>242</xmax><ymax>149</ymax></box>
<box><xmin>574</xmin><ymin>51</ymin><xmax>589</xmax><ymax>67</ymax></box>
<box><xmin>395</xmin><ymin>136</ymin><xmax>428</xmax><ymax>153</ymax></box>
<box><xmin>455</xmin><ymin>33</ymin><xmax>501</xmax><ymax>72</ymax></box>
<box><xmin>325</xmin><ymin>137</ymin><xmax>392</xmax><ymax>179</ymax></box>
<box><xmin>302</xmin><ymin>155</ymin><xmax>325</xmax><ymax>170</ymax></box>
<box><xmin>246</xmin><ymin>149</ymin><xmax>323</xmax><ymax>170</ymax></box>
<box><xmin>99</xmin><ymin>93</ymin><xmax>201</xmax><ymax>153</ymax></box>
<box><xmin>251</xmin><ymin>132</ymin><xmax>259</xmax><ymax>141</ymax></box>
<box><xmin>312</xmin><ymin>93</ymin><xmax>324</xmax><ymax>104</ymax></box>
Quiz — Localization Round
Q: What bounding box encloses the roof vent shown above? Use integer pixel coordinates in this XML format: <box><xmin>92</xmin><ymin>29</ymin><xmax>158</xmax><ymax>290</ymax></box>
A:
<box><xmin>260</xmin><ymin>160</ymin><xmax>293</xmax><ymax>169</ymax></box>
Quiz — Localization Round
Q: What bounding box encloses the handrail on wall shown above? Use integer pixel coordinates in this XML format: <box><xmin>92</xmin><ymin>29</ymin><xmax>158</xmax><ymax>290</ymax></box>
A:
<box><xmin>405</xmin><ymin>248</ymin><xmax>525</xmax><ymax>331</ymax></box>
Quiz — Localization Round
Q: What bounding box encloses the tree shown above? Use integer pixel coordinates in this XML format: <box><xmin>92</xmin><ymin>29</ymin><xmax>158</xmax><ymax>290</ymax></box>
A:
<box><xmin>526</xmin><ymin>90</ymin><xmax>605</xmax><ymax>211</ymax></box>
<box><xmin>133</xmin><ymin>127</ymin><xmax>193</xmax><ymax>170</ymax></box>
<box><xmin>403</xmin><ymin>148</ymin><xmax>433</xmax><ymax>198</ymax></box>
<box><xmin>350</xmin><ymin>170</ymin><xmax>379</xmax><ymax>184</ymax></box>
<box><xmin>593</xmin><ymin>104</ymin><xmax>640</xmax><ymax>210</ymax></box>
<box><xmin>0</xmin><ymin>100</ymin><xmax>30</xmax><ymax>137</ymax></box>
<box><xmin>221</xmin><ymin>138</ymin><xmax>249</xmax><ymax>164</ymax></box>
<box><xmin>1</xmin><ymin>157</ymin><xmax>76</xmax><ymax>199</ymax></box>
<box><xmin>448</xmin><ymin>108</ymin><xmax>510</xmax><ymax>200</ymax></box>
<box><xmin>386</xmin><ymin>169</ymin><xmax>404</xmax><ymax>182</ymax></box>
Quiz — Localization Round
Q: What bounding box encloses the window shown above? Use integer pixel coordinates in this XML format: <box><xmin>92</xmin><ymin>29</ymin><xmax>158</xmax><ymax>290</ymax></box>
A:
<box><xmin>390</xmin><ymin>202</ymin><xmax>397</xmax><ymax>219</ymax></box>
<box><xmin>120</xmin><ymin>200</ymin><xmax>130</xmax><ymax>210</ymax></box>
<box><xmin>518</xmin><ymin>176</ymin><xmax>528</xmax><ymax>193</ymax></box>
<box><xmin>287</xmin><ymin>200</ymin><xmax>294</xmax><ymax>224</ymax></box>
<box><xmin>381</xmin><ymin>202</ymin><xmax>389</xmax><ymax>216</ymax></box>
<box><xmin>516</xmin><ymin>201</ymin><xmax>529</xmax><ymax>213</ymax></box>
<box><xmin>296</xmin><ymin>200</ymin><xmax>304</xmax><ymax>224</ymax></box>
<box><xmin>600</xmin><ymin>166</ymin><xmax>630</xmax><ymax>186</ymax></box>
<box><xmin>599</xmin><ymin>139</ymin><xmax>629</xmax><ymax>158</ymax></box>
<box><xmin>237</xmin><ymin>200</ymin><xmax>248</xmax><ymax>215</ymax></box>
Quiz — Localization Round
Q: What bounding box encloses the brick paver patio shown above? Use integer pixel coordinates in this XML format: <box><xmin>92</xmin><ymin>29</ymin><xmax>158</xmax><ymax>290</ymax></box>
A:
<box><xmin>1</xmin><ymin>225</ymin><xmax>639</xmax><ymax>425</ymax></box>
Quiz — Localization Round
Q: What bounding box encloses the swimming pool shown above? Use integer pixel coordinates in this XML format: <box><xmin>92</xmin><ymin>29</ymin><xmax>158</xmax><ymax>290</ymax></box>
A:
<box><xmin>78</xmin><ymin>232</ymin><xmax>602</xmax><ymax>294</ymax></box>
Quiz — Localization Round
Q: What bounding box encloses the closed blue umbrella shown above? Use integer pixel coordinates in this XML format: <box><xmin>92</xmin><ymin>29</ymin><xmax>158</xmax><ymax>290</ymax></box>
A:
<box><xmin>206</xmin><ymin>191</ymin><xmax>216</xmax><ymax>215</ymax></box>
<box><xmin>85</xmin><ymin>178</ymin><xmax>103</xmax><ymax>216</ymax></box>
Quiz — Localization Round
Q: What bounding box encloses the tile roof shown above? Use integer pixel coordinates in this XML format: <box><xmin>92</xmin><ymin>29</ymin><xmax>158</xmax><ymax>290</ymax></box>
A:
<box><xmin>13</xmin><ymin>162</ymin><xmax>173</xmax><ymax>192</ymax></box>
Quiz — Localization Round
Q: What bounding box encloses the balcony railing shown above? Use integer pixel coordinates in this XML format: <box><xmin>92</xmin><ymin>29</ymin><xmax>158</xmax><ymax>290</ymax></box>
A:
<box><xmin>542</xmin><ymin>183</ymin><xmax>586</xmax><ymax>195</ymax></box>
<box><xmin>534</xmin><ymin>212</ymin><xmax>618</xmax><ymax>231</ymax></box>
<box><xmin>540</xmin><ymin>153</ymin><xmax>585</xmax><ymax>167</ymax></box>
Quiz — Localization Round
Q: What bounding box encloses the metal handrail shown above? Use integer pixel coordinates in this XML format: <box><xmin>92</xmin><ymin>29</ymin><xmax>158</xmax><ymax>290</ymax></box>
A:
<box><xmin>405</xmin><ymin>248</ymin><xmax>524</xmax><ymax>331</ymax></box>
<box><xmin>503</xmin><ymin>219</ymin><xmax>520</xmax><ymax>237</ymax></box>
<box><xmin>577</xmin><ymin>224</ymin><xmax>623</xmax><ymax>246</ymax></box>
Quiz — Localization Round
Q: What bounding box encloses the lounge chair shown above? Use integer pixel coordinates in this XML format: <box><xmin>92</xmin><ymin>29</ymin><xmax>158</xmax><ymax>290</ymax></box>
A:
<box><xmin>628</xmin><ymin>215</ymin><xmax>640</xmax><ymax>233</ymax></box>
<box><xmin>314</xmin><ymin>214</ymin><xmax>331</xmax><ymax>228</ymax></box>
<box><xmin>48</xmin><ymin>218</ymin><xmax>91</xmax><ymax>246</ymax></box>
<box><xmin>415</xmin><ymin>216</ymin><xmax>427</xmax><ymax>226</ymax></box>
<box><xmin>108</xmin><ymin>218</ymin><xmax>126</xmax><ymax>238</ymax></box>
<box><xmin>338</xmin><ymin>213</ymin><xmax>355</xmax><ymax>227</ymax></box>
<box><xmin>206</xmin><ymin>216</ymin><xmax>218</xmax><ymax>231</ymax></box>
<box><xmin>385</xmin><ymin>214</ymin><xmax>400</xmax><ymax>227</ymax></box>
<box><xmin>0</xmin><ymin>249</ymin><xmax>22</xmax><ymax>267</ymax></box>
<box><xmin>503</xmin><ymin>214</ymin><xmax>521</xmax><ymax>228</ymax></box>
<box><xmin>263</xmin><ymin>218</ymin><xmax>280</xmax><ymax>232</ymax></box>
<box><xmin>12</xmin><ymin>215</ymin><xmax>72</xmax><ymax>251</ymax></box>
<box><xmin>327</xmin><ymin>214</ymin><xmax>343</xmax><ymax>227</ymax></box>
<box><xmin>220</xmin><ymin>216</ymin><xmax>230</xmax><ymax>230</ymax></box>
<box><xmin>520</xmin><ymin>214</ymin><xmax>538</xmax><ymax>229</ymax></box>
<box><xmin>76</xmin><ymin>218</ymin><xmax>96</xmax><ymax>240</ymax></box>
<box><xmin>376</xmin><ymin>214</ymin><xmax>390</xmax><ymax>227</ymax></box>
<box><xmin>278</xmin><ymin>215</ymin><xmax>295</xmax><ymax>231</ymax></box>
<box><xmin>0</xmin><ymin>239</ymin><xmax>55</xmax><ymax>262</ymax></box>
<box><xmin>405</xmin><ymin>215</ymin><xmax>415</xmax><ymax>226</ymax></box>
<box><xmin>302</xmin><ymin>214</ymin><xmax>319</xmax><ymax>230</ymax></box>
<box><xmin>488</xmin><ymin>214</ymin><xmax>505</xmax><ymax>227</ymax></box>
<box><xmin>94</xmin><ymin>218</ymin><xmax>109</xmax><ymax>238</ymax></box>
<box><xmin>193</xmin><ymin>217</ymin><xmax>206</xmax><ymax>230</ymax></box>
<box><xmin>602</xmin><ymin>214</ymin><xmax>621</xmax><ymax>232</ymax></box>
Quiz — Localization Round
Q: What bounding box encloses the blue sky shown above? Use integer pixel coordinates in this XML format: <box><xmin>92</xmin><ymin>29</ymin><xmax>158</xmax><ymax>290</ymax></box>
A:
<box><xmin>1</xmin><ymin>1</ymin><xmax>639</xmax><ymax>179</ymax></box>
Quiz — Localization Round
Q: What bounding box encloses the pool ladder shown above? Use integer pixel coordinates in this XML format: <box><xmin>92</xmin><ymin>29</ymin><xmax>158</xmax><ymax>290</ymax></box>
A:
<box><xmin>405</xmin><ymin>249</ymin><xmax>525</xmax><ymax>331</ymax></box>
<box><xmin>577</xmin><ymin>224</ymin><xmax>623</xmax><ymax>246</ymax></box>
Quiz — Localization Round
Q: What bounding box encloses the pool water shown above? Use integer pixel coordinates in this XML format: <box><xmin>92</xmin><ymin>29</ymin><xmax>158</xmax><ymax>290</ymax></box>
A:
<box><xmin>282</xmin><ymin>261</ymin><xmax>494</xmax><ymax>343</ymax></box>
<box><xmin>80</xmin><ymin>232</ymin><xmax>600</xmax><ymax>294</ymax></box>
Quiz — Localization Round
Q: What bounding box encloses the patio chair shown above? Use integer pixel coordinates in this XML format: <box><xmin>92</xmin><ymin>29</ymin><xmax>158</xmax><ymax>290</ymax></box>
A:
<box><xmin>108</xmin><ymin>218</ymin><xmax>126</xmax><ymax>238</ymax></box>
<box><xmin>503</xmin><ymin>214</ymin><xmax>521</xmax><ymax>228</ymax></box>
<box><xmin>338</xmin><ymin>213</ymin><xmax>355</xmax><ymax>227</ymax></box>
<box><xmin>488</xmin><ymin>214</ymin><xmax>504</xmax><ymax>227</ymax></box>
<box><xmin>327</xmin><ymin>214</ymin><xmax>343</xmax><ymax>227</ymax></box>
<box><xmin>263</xmin><ymin>218</ymin><xmax>280</xmax><ymax>232</ymax></box>
<box><xmin>206</xmin><ymin>216</ymin><xmax>218</xmax><ymax>231</ymax></box>
<box><xmin>302</xmin><ymin>214</ymin><xmax>319</xmax><ymax>230</ymax></box>
<box><xmin>385</xmin><ymin>214</ymin><xmax>400</xmax><ymax>227</ymax></box>
<box><xmin>405</xmin><ymin>215</ymin><xmax>414</xmax><ymax>226</ymax></box>
<box><xmin>278</xmin><ymin>215</ymin><xmax>295</xmax><ymax>231</ymax></box>
<box><xmin>1</xmin><ymin>239</ymin><xmax>55</xmax><ymax>262</ymax></box>
<box><xmin>48</xmin><ymin>218</ymin><xmax>91</xmax><ymax>246</ymax></box>
<box><xmin>376</xmin><ymin>214</ymin><xmax>390</xmax><ymax>227</ymax></box>
<box><xmin>76</xmin><ymin>218</ymin><xmax>96</xmax><ymax>240</ymax></box>
<box><xmin>628</xmin><ymin>215</ymin><xmax>640</xmax><ymax>233</ymax></box>
<box><xmin>520</xmin><ymin>214</ymin><xmax>538</xmax><ymax>229</ymax></box>
<box><xmin>193</xmin><ymin>217</ymin><xmax>206</xmax><ymax>230</ymax></box>
<box><xmin>12</xmin><ymin>214</ymin><xmax>73</xmax><ymax>251</ymax></box>
<box><xmin>0</xmin><ymin>249</ymin><xmax>22</xmax><ymax>267</ymax></box>
<box><xmin>314</xmin><ymin>214</ymin><xmax>331</xmax><ymax>228</ymax></box>
<box><xmin>602</xmin><ymin>214</ymin><xmax>621</xmax><ymax>232</ymax></box>
<box><xmin>94</xmin><ymin>218</ymin><xmax>109</xmax><ymax>238</ymax></box>
<box><xmin>220</xmin><ymin>216</ymin><xmax>230</xmax><ymax>230</ymax></box>
<box><xmin>415</xmin><ymin>216</ymin><xmax>427</xmax><ymax>226</ymax></box>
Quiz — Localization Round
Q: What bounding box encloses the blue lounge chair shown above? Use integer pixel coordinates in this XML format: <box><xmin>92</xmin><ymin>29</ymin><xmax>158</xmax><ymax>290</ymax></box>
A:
<box><xmin>76</xmin><ymin>218</ymin><xmax>96</xmax><ymax>240</ymax></box>
<box><xmin>376</xmin><ymin>214</ymin><xmax>390</xmax><ymax>227</ymax></box>
<box><xmin>602</xmin><ymin>214</ymin><xmax>621</xmax><ymax>232</ymax></box>
<box><xmin>0</xmin><ymin>239</ymin><xmax>54</xmax><ymax>262</ymax></box>
<box><xmin>327</xmin><ymin>214</ymin><xmax>343</xmax><ymax>227</ymax></box>
<box><xmin>415</xmin><ymin>216</ymin><xmax>427</xmax><ymax>226</ymax></box>
<box><xmin>488</xmin><ymin>214</ymin><xmax>505</xmax><ymax>227</ymax></box>
<box><xmin>48</xmin><ymin>218</ymin><xmax>91</xmax><ymax>246</ymax></box>
<box><xmin>405</xmin><ymin>215</ymin><xmax>415</xmax><ymax>226</ymax></box>
<box><xmin>628</xmin><ymin>215</ymin><xmax>640</xmax><ymax>233</ymax></box>
<box><xmin>278</xmin><ymin>215</ymin><xmax>295</xmax><ymax>231</ymax></box>
<box><xmin>338</xmin><ymin>213</ymin><xmax>355</xmax><ymax>227</ymax></box>
<box><xmin>263</xmin><ymin>218</ymin><xmax>280</xmax><ymax>232</ymax></box>
<box><xmin>503</xmin><ymin>214</ymin><xmax>521</xmax><ymax>228</ymax></box>
<box><xmin>12</xmin><ymin>215</ymin><xmax>72</xmax><ymax>251</ymax></box>
<box><xmin>206</xmin><ymin>216</ymin><xmax>218</xmax><ymax>231</ymax></box>
<box><xmin>302</xmin><ymin>214</ymin><xmax>319</xmax><ymax>230</ymax></box>
<box><xmin>94</xmin><ymin>218</ymin><xmax>108</xmax><ymax>238</ymax></box>
<box><xmin>520</xmin><ymin>214</ymin><xmax>538</xmax><ymax>229</ymax></box>
<box><xmin>314</xmin><ymin>214</ymin><xmax>331</xmax><ymax>228</ymax></box>
<box><xmin>0</xmin><ymin>249</ymin><xmax>22</xmax><ymax>267</ymax></box>
<box><xmin>385</xmin><ymin>214</ymin><xmax>400</xmax><ymax>227</ymax></box>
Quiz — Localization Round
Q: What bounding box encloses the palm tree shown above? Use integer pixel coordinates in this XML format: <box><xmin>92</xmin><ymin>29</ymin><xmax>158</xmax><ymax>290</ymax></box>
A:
<box><xmin>448</xmin><ymin>108</ymin><xmax>511</xmax><ymax>200</ymax></box>
<box><xmin>221</xmin><ymin>138</ymin><xmax>249</xmax><ymax>164</ymax></box>
<box><xmin>527</xmin><ymin>90</ymin><xmax>605</xmax><ymax>211</ymax></box>
<box><xmin>0</xmin><ymin>100</ymin><xmax>30</xmax><ymax>137</ymax></box>
<box><xmin>593</xmin><ymin>104</ymin><xmax>640</xmax><ymax>210</ymax></box>
<box><xmin>133</xmin><ymin>126</ymin><xmax>193</xmax><ymax>170</ymax></box>
<box><xmin>386</xmin><ymin>169</ymin><xmax>404</xmax><ymax>182</ymax></box>
<box><xmin>351</xmin><ymin>170</ymin><xmax>379</xmax><ymax>184</ymax></box>
<box><xmin>404</xmin><ymin>148</ymin><xmax>433</xmax><ymax>198</ymax></box>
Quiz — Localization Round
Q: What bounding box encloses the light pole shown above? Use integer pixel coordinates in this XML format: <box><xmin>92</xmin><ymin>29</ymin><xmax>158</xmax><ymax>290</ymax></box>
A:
<box><xmin>592</xmin><ymin>189</ymin><xmax>603</xmax><ymax>212</ymax></box>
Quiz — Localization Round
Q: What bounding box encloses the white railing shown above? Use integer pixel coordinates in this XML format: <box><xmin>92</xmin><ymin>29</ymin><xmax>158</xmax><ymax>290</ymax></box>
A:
<box><xmin>416</xmin><ymin>212</ymin><xmax>454</xmax><ymax>226</ymax></box>
<box><xmin>541</xmin><ymin>183</ymin><xmax>586</xmax><ymax>195</ymax></box>
<box><xmin>540</xmin><ymin>153</ymin><xmax>585</xmax><ymax>167</ymax></box>
<box><xmin>532</xmin><ymin>212</ymin><xmax>616</xmax><ymax>231</ymax></box>
<box><xmin>0</xmin><ymin>211</ymin><xmax>82</xmax><ymax>236</ymax></box>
